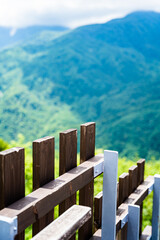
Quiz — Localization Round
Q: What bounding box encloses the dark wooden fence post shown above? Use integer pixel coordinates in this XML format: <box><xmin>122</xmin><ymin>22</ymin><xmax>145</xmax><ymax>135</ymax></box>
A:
<box><xmin>59</xmin><ymin>129</ymin><xmax>77</xmax><ymax>240</ymax></box>
<box><xmin>0</xmin><ymin>147</ymin><xmax>25</xmax><ymax>240</ymax></box>
<box><xmin>119</xmin><ymin>173</ymin><xmax>129</xmax><ymax>240</ymax></box>
<box><xmin>32</xmin><ymin>136</ymin><xmax>55</xmax><ymax>236</ymax></box>
<box><xmin>79</xmin><ymin>122</ymin><xmax>95</xmax><ymax>240</ymax></box>
<box><xmin>137</xmin><ymin>159</ymin><xmax>145</xmax><ymax>236</ymax></box>
<box><xmin>129</xmin><ymin>165</ymin><xmax>138</xmax><ymax>195</ymax></box>
<box><xmin>94</xmin><ymin>192</ymin><xmax>102</xmax><ymax>231</ymax></box>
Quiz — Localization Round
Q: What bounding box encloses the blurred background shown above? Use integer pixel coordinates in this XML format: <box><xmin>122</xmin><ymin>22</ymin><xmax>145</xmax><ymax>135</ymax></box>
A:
<box><xmin>0</xmin><ymin>0</ymin><xmax>160</xmax><ymax>160</ymax></box>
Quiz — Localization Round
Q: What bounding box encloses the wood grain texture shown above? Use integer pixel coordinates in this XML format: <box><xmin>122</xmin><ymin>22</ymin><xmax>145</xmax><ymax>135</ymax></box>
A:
<box><xmin>33</xmin><ymin>136</ymin><xmax>55</xmax><ymax>236</ymax></box>
<box><xmin>129</xmin><ymin>165</ymin><xmax>138</xmax><ymax>195</ymax></box>
<box><xmin>137</xmin><ymin>159</ymin><xmax>145</xmax><ymax>185</ymax></box>
<box><xmin>79</xmin><ymin>122</ymin><xmax>95</xmax><ymax>240</ymax></box>
<box><xmin>119</xmin><ymin>173</ymin><xmax>129</xmax><ymax>205</ymax></box>
<box><xmin>94</xmin><ymin>191</ymin><xmax>102</xmax><ymax>231</ymax></box>
<box><xmin>137</xmin><ymin>159</ymin><xmax>145</xmax><ymax>236</ymax></box>
<box><xmin>0</xmin><ymin>147</ymin><xmax>25</xmax><ymax>240</ymax></box>
<box><xmin>80</xmin><ymin>122</ymin><xmax>95</xmax><ymax>163</ymax></box>
<box><xmin>59</xmin><ymin>129</ymin><xmax>77</xmax><ymax>215</ymax></box>
<box><xmin>59</xmin><ymin>129</ymin><xmax>77</xmax><ymax>240</ymax></box>
<box><xmin>33</xmin><ymin>136</ymin><xmax>55</xmax><ymax>189</ymax></box>
<box><xmin>32</xmin><ymin>205</ymin><xmax>91</xmax><ymax>240</ymax></box>
<box><xmin>0</xmin><ymin>154</ymin><xmax>103</xmax><ymax>234</ymax></box>
<box><xmin>119</xmin><ymin>173</ymin><xmax>129</xmax><ymax>240</ymax></box>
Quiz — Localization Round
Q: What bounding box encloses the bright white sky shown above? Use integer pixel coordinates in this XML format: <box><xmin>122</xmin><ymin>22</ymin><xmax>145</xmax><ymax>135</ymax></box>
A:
<box><xmin>0</xmin><ymin>0</ymin><xmax>160</xmax><ymax>28</ymax></box>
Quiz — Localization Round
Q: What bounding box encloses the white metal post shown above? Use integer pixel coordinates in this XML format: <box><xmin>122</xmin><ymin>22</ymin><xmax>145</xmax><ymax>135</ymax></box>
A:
<box><xmin>127</xmin><ymin>204</ymin><xmax>140</xmax><ymax>240</ymax></box>
<box><xmin>0</xmin><ymin>216</ymin><xmax>17</xmax><ymax>240</ymax></box>
<box><xmin>101</xmin><ymin>150</ymin><xmax>118</xmax><ymax>240</ymax></box>
<box><xmin>152</xmin><ymin>174</ymin><xmax>160</xmax><ymax>240</ymax></box>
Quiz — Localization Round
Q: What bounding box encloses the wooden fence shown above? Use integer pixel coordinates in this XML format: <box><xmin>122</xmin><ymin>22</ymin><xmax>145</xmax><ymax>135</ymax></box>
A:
<box><xmin>0</xmin><ymin>122</ymin><xmax>159</xmax><ymax>240</ymax></box>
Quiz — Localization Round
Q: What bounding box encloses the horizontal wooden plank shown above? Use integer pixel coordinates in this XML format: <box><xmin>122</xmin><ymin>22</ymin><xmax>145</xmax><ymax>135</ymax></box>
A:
<box><xmin>32</xmin><ymin>205</ymin><xmax>91</xmax><ymax>240</ymax></box>
<box><xmin>140</xmin><ymin>226</ymin><xmax>152</xmax><ymax>240</ymax></box>
<box><xmin>0</xmin><ymin>154</ymin><xmax>103</xmax><ymax>234</ymax></box>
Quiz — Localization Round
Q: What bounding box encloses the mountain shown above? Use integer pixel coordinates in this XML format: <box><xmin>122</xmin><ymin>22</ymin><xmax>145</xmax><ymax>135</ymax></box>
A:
<box><xmin>0</xmin><ymin>11</ymin><xmax>160</xmax><ymax>159</ymax></box>
<box><xmin>0</xmin><ymin>26</ymin><xmax>69</xmax><ymax>49</ymax></box>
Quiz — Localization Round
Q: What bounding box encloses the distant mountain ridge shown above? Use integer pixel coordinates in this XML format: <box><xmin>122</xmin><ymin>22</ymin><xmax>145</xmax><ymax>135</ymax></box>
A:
<box><xmin>0</xmin><ymin>11</ymin><xmax>160</xmax><ymax>159</ymax></box>
<box><xmin>0</xmin><ymin>25</ymin><xmax>69</xmax><ymax>49</ymax></box>
<box><xmin>74</xmin><ymin>11</ymin><xmax>160</xmax><ymax>59</ymax></box>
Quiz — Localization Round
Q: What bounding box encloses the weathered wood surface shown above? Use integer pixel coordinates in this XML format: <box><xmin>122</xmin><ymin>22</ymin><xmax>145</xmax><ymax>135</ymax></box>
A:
<box><xmin>59</xmin><ymin>129</ymin><xmax>77</xmax><ymax>215</ymax></box>
<box><xmin>59</xmin><ymin>129</ymin><xmax>77</xmax><ymax>240</ymax></box>
<box><xmin>0</xmin><ymin>154</ymin><xmax>103</xmax><ymax>234</ymax></box>
<box><xmin>140</xmin><ymin>226</ymin><xmax>152</xmax><ymax>240</ymax></box>
<box><xmin>118</xmin><ymin>173</ymin><xmax>129</xmax><ymax>240</ymax></box>
<box><xmin>79</xmin><ymin>122</ymin><xmax>95</xmax><ymax>240</ymax></box>
<box><xmin>129</xmin><ymin>165</ymin><xmax>138</xmax><ymax>195</ymax></box>
<box><xmin>32</xmin><ymin>205</ymin><xmax>91</xmax><ymax>240</ymax></box>
<box><xmin>0</xmin><ymin>148</ymin><xmax>25</xmax><ymax>209</ymax></box>
<box><xmin>0</xmin><ymin>148</ymin><xmax>25</xmax><ymax>240</ymax></box>
<box><xmin>33</xmin><ymin>136</ymin><xmax>55</xmax><ymax>236</ymax></box>
<box><xmin>119</xmin><ymin>173</ymin><xmax>129</xmax><ymax>206</ymax></box>
<box><xmin>33</xmin><ymin>136</ymin><xmax>55</xmax><ymax>189</ymax></box>
<box><xmin>137</xmin><ymin>159</ymin><xmax>145</xmax><ymax>185</ymax></box>
<box><xmin>94</xmin><ymin>191</ymin><xmax>102</xmax><ymax>231</ymax></box>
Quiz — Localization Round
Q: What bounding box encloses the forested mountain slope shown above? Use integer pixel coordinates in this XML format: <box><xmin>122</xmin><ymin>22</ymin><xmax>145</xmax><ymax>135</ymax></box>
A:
<box><xmin>0</xmin><ymin>11</ymin><xmax>160</xmax><ymax>159</ymax></box>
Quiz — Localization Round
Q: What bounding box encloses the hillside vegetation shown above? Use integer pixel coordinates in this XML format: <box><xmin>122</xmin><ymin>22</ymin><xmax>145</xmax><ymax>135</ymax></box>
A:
<box><xmin>0</xmin><ymin>11</ymin><xmax>160</xmax><ymax>159</ymax></box>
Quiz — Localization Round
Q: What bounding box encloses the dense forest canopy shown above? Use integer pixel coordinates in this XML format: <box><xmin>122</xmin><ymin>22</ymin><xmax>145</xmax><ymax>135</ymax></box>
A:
<box><xmin>0</xmin><ymin>11</ymin><xmax>160</xmax><ymax>159</ymax></box>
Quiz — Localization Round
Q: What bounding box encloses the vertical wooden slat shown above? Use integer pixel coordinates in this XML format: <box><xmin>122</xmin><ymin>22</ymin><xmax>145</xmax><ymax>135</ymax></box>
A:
<box><xmin>137</xmin><ymin>159</ymin><xmax>145</xmax><ymax>236</ymax></box>
<box><xmin>33</xmin><ymin>136</ymin><xmax>54</xmax><ymax>236</ymax></box>
<box><xmin>94</xmin><ymin>192</ymin><xmax>102</xmax><ymax>231</ymax></box>
<box><xmin>119</xmin><ymin>173</ymin><xmax>129</xmax><ymax>205</ymax></box>
<box><xmin>0</xmin><ymin>147</ymin><xmax>25</xmax><ymax>240</ymax></box>
<box><xmin>137</xmin><ymin>159</ymin><xmax>145</xmax><ymax>185</ymax></box>
<box><xmin>79</xmin><ymin>122</ymin><xmax>95</xmax><ymax>240</ymax></box>
<box><xmin>128</xmin><ymin>165</ymin><xmax>138</xmax><ymax>239</ymax></box>
<box><xmin>129</xmin><ymin>165</ymin><xmax>138</xmax><ymax>195</ymax></box>
<box><xmin>59</xmin><ymin>129</ymin><xmax>77</xmax><ymax>240</ymax></box>
<box><xmin>119</xmin><ymin>173</ymin><xmax>129</xmax><ymax>240</ymax></box>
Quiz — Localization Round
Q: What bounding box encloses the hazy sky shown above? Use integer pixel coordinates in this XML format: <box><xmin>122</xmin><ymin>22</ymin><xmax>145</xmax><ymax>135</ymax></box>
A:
<box><xmin>0</xmin><ymin>0</ymin><xmax>160</xmax><ymax>28</ymax></box>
